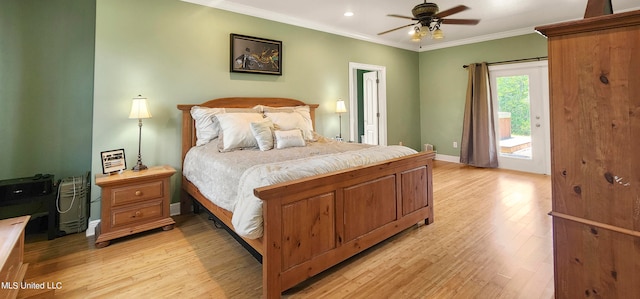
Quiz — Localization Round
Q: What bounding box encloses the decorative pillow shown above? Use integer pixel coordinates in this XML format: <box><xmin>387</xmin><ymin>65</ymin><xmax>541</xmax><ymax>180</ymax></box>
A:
<box><xmin>250</xmin><ymin>118</ymin><xmax>275</xmax><ymax>151</ymax></box>
<box><xmin>216</xmin><ymin>112</ymin><xmax>265</xmax><ymax>152</ymax></box>
<box><xmin>261</xmin><ymin>105</ymin><xmax>314</xmax><ymax>141</ymax></box>
<box><xmin>190</xmin><ymin>106</ymin><xmax>260</xmax><ymax>146</ymax></box>
<box><xmin>190</xmin><ymin>106</ymin><xmax>225</xmax><ymax>146</ymax></box>
<box><xmin>274</xmin><ymin>129</ymin><xmax>306</xmax><ymax>149</ymax></box>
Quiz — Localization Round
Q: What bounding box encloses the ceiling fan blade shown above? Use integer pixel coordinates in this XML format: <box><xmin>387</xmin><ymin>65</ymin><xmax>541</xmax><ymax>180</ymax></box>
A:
<box><xmin>434</xmin><ymin>5</ymin><xmax>469</xmax><ymax>19</ymax></box>
<box><xmin>441</xmin><ymin>18</ymin><xmax>480</xmax><ymax>25</ymax></box>
<box><xmin>387</xmin><ymin>14</ymin><xmax>417</xmax><ymax>20</ymax></box>
<box><xmin>378</xmin><ymin>23</ymin><xmax>417</xmax><ymax>35</ymax></box>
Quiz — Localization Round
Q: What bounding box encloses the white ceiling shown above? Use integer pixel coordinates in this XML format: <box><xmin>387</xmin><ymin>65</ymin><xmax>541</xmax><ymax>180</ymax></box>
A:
<box><xmin>183</xmin><ymin>0</ymin><xmax>640</xmax><ymax>51</ymax></box>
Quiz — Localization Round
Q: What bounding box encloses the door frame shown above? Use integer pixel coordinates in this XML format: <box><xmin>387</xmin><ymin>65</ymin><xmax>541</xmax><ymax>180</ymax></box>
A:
<box><xmin>489</xmin><ymin>61</ymin><xmax>550</xmax><ymax>174</ymax></box>
<box><xmin>348</xmin><ymin>62</ymin><xmax>387</xmax><ymax>145</ymax></box>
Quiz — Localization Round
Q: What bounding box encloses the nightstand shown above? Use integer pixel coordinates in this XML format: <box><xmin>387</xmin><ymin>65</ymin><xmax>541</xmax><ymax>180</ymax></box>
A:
<box><xmin>94</xmin><ymin>165</ymin><xmax>176</xmax><ymax>248</ymax></box>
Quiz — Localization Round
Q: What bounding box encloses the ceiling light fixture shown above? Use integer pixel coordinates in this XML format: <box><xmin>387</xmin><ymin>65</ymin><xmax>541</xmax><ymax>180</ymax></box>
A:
<box><xmin>405</xmin><ymin>20</ymin><xmax>445</xmax><ymax>42</ymax></box>
<box><xmin>377</xmin><ymin>4</ymin><xmax>480</xmax><ymax>43</ymax></box>
<box><xmin>344</xmin><ymin>11</ymin><xmax>354</xmax><ymax>17</ymax></box>
<box><xmin>432</xmin><ymin>28</ymin><xmax>444</xmax><ymax>39</ymax></box>
<box><xmin>411</xmin><ymin>26</ymin><xmax>422</xmax><ymax>42</ymax></box>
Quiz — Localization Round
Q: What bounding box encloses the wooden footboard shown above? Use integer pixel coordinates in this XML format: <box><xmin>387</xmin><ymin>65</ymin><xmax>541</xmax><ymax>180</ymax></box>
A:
<box><xmin>255</xmin><ymin>151</ymin><xmax>434</xmax><ymax>298</ymax></box>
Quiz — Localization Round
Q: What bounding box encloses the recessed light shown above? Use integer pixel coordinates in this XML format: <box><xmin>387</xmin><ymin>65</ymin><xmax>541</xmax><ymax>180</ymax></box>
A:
<box><xmin>344</xmin><ymin>11</ymin><xmax>354</xmax><ymax>17</ymax></box>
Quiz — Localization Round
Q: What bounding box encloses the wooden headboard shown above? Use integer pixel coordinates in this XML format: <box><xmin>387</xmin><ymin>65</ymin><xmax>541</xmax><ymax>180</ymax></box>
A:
<box><xmin>177</xmin><ymin>97</ymin><xmax>319</xmax><ymax>164</ymax></box>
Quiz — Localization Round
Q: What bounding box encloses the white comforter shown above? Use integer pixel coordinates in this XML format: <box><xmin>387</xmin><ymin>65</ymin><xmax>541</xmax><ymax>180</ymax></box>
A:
<box><xmin>183</xmin><ymin>137</ymin><xmax>417</xmax><ymax>239</ymax></box>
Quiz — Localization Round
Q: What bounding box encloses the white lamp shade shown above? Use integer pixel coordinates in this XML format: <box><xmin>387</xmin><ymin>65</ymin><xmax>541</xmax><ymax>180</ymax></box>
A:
<box><xmin>129</xmin><ymin>96</ymin><xmax>152</xmax><ymax>119</ymax></box>
<box><xmin>336</xmin><ymin>100</ymin><xmax>347</xmax><ymax>113</ymax></box>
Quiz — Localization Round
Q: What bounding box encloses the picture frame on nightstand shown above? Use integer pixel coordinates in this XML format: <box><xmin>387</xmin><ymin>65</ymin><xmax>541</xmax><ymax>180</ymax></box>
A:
<box><xmin>101</xmin><ymin>149</ymin><xmax>126</xmax><ymax>174</ymax></box>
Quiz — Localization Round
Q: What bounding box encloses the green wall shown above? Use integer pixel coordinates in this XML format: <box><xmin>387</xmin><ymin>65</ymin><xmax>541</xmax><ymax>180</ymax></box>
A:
<box><xmin>419</xmin><ymin>34</ymin><xmax>548</xmax><ymax>156</ymax></box>
<box><xmin>91</xmin><ymin>0</ymin><xmax>420</xmax><ymax>220</ymax></box>
<box><xmin>0</xmin><ymin>0</ymin><xmax>95</xmax><ymax>181</ymax></box>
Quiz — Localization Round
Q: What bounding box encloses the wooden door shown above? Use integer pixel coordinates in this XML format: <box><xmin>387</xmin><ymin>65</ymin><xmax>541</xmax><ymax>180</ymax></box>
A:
<box><xmin>362</xmin><ymin>71</ymin><xmax>379</xmax><ymax>145</ymax></box>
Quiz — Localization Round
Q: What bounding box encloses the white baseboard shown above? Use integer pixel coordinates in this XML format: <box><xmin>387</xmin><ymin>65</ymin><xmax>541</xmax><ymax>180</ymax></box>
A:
<box><xmin>86</xmin><ymin>219</ymin><xmax>99</xmax><ymax>237</ymax></box>
<box><xmin>85</xmin><ymin>202</ymin><xmax>182</xmax><ymax>237</ymax></box>
<box><xmin>170</xmin><ymin>202</ymin><xmax>181</xmax><ymax>217</ymax></box>
<box><xmin>435</xmin><ymin>154</ymin><xmax>460</xmax><ymax>163</ymax></box>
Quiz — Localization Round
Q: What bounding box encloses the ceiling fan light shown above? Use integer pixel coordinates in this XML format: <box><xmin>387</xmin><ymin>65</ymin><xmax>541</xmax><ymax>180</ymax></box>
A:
<box><xmin>411</xmin><ymin>32</ymin><xmax>422</xmax><ymax>42</ymax></box>
<box><xmin>432</xmin><ymin>28</ymin><xmax>445</xmax><ymax>39</ymax></box>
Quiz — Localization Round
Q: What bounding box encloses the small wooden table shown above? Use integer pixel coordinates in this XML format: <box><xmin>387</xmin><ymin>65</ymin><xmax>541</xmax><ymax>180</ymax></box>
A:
<box><xmin>0</xmin><ymin>215</ymin><xmax>30</xmax><ymax>299</ymax></box>
<box><xmin>95</xmin><ymin>166</ymin><xmax>176</xmax><ymax>248</ymax></box>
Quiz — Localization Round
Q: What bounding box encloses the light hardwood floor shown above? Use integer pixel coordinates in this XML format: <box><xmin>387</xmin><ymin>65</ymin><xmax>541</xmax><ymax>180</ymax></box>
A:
<box><xmin>17</xmin><ymin>161</ymin><xmax>553</xmax><ymax>298</ymax></box>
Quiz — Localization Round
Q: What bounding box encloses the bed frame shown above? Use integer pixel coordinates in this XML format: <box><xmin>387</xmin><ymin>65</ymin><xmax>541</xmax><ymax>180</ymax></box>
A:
<box><xmin>178</xmin><ymin>97</ymin><xmax>435</xmax><ymax>298</ymax></box>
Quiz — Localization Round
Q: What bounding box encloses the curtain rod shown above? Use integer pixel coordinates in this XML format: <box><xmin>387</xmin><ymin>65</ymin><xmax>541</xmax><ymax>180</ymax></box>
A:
<box><xmin>462</xmin><ymin>56</ymin><xmax>548</xmax><ymax>69</ymax></box>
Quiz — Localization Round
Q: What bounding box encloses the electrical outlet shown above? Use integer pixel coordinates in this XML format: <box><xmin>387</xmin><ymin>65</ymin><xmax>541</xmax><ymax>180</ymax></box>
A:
<box><xmin>453</xmin><ymin>141</ymin><xmax>458</xmax><ymax>148</ymax></box>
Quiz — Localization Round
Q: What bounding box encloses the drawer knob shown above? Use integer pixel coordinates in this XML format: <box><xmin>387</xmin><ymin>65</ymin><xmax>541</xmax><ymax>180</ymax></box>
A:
<box><xmin>135</xmin><ymin>190</ymin><xmax>142</xmax><ymax>196</ymax></box>
<box><xmin>135</xmin><ymin>211</ymin><xmax>142</xmax><ymax>217</ymax></box>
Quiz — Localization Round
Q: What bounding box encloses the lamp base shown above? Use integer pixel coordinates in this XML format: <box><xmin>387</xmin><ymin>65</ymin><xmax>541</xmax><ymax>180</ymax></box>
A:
<box><xmin>132</xmin><ymin>161</ymin><xmax>148</xmax><ymax>172</ymax></box>
<box><xmin>132</xmin><ymin>119</ymin><xmax>148</xmax><ymax>172</ymax></box>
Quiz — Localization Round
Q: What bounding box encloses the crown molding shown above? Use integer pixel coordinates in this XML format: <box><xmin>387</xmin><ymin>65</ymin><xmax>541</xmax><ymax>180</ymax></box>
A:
<box><xmin>182</xmin><ymin>0</ymin><xmax>420</xmax><ymax>51</ymax></box>
<box><xmin>181</xmin><ymin>0</ymin><xmax>551</xmax><ymax>52</ymax></box>
<box><xmin>416</xmin><ymin>6</ymin><xmax>640</xmax><ymax>52</ymax></box>
<box><xmin>416</xmin><ymin>27</ymin><xmax>536</xmax><ymax>51</ymax></box>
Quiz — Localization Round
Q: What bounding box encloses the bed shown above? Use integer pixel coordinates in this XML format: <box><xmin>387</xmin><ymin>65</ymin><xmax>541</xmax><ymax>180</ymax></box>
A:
<box><xmin>177</xmin><ymin>97</ymin><xmax>435</xmax><ymax>298</ymax></box>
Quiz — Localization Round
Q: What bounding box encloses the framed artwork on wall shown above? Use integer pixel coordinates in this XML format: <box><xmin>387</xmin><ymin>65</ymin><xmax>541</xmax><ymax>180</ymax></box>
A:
<box><xmin>101</xmin><ymin>149</ymin><xmax>126</xmax><ymax>174</ymax></box>
<box><xmin>230</xmin><ymin>34</ymin><xmax>282</xmax><ymax>75</ymax></box>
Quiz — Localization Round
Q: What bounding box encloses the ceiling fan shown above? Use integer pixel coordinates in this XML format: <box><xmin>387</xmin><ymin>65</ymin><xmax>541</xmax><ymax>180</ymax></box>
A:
<box><xmin>378</xmin><ymin>1</ymin><xmax>480</xmax><ymax>41</ymax></box>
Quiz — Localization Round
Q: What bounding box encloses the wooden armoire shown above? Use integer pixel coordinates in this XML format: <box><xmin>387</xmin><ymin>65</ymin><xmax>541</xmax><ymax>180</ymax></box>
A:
<box><xmin>536</xmin><ymin>10</ymin><xmax>640</xmax><ymax>298</ymax></box>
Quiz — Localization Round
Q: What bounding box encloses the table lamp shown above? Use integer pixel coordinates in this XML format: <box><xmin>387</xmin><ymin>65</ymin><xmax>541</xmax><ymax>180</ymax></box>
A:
<box><xmin>129</xmin><ymin>95</ymin><xmax>152</xmax><ymax>171</ymax></box>
<box><xmin>336</xmin><ymin>99</ymin><xmax>347</xmax><ymax>140</ymax></box>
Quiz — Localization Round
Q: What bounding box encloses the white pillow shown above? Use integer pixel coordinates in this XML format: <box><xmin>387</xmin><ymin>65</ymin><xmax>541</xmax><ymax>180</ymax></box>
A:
<box><xmin>274</xmin><ymin>129</ymin><xmax>306</xmax><ymax>149</ymax></box>
<box><xmin>190</xmin><ymin>106</ymin><xmax>260</xmax><ymax>146</ymax></box>
<box><xmin>250</xmin><ymin>118</ymin><xmax>275</xmax><ymax>151</ymax></box>
<box><xmin>216</xmin><ymin>113</ymin><xmax>265</xmax><ymax>152</ymax></box>
<box><xmin>190</xmin><ymin>106</ymin><xmax>225</xmax><ymax>146</ymax></box>
<box><xmin>262</xmin><ymin>106</ymin><xmax>314</xmax><ymax>141</ymax></box>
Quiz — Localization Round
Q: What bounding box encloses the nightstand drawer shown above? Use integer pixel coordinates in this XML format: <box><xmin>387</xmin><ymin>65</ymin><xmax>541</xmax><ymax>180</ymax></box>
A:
<box><xmin>111</xmin><ymin>180</ymin><xmax>164</xmax><ymax>207</ymax></box>
<box><xmin>111</xmin><ymin>200</ymin><xmax>163</xmax><ymax>228</ymax></box>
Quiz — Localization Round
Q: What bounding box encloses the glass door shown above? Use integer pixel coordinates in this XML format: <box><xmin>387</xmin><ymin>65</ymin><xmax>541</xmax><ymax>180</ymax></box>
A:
<box><xmin>489</xmin><ymin>61</ymin><xmax>550</xmax><ymax>174</ymax></box>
